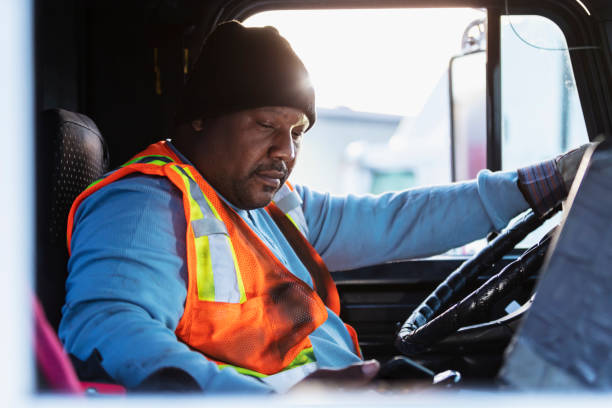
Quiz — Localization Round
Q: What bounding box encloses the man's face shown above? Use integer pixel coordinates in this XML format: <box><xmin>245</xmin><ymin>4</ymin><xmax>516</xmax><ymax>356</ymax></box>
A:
<box><xmin>191</xmin><ymin>106</ymin><xmax>309</xmax><ymax>210</ymax></box>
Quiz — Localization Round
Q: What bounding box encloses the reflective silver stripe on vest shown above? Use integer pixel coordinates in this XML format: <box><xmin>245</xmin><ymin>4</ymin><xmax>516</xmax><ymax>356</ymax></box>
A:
<box><xmin>191</xmin><ymin>217</ymin><xmax>228</xmax><ymax>237</ymax></box>
<box><xmin>175</xmin><ymin>166</ymin><xmax>242</xmax><ymax>303</ymax></box>
<box><xmin>273</xmin><ymin>184</ymin><xmax>309</xmax><ymax>237</ymax></box>
<box><xmin>275</xmin><ymin>190</ymin><xmax>302</xmax><ymax>214</ymax></box>
<box><xmin>260</xmin><ymin>362</ymin><xmax>318</xmax><ymax>393</ymax></box>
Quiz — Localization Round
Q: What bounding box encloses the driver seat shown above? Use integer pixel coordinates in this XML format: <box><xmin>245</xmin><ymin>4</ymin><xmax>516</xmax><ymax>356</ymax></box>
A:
<box><xmin>37</xmin><ymin>108</ymin><xmax>109</xmax><ymax>331</ymax></box>
<box><xmin>35</xmin><ymin>108</ymin><xmax>119</xmax><ymax>393</ymax></box>
<box><xmin>36</xmin><ymin>109</ymin><xmax>199</xmax><ymax>392</ymax></box>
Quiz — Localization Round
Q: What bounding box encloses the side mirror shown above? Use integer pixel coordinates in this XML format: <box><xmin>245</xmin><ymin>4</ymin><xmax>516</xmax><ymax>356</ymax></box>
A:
<box><xmin>448</xmin><ymin>50</ymin><xmax>487</xmax><ymax>182</ymax></box>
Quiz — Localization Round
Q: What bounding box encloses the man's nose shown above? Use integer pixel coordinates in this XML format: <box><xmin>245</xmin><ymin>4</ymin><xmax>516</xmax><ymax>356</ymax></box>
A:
<box><xmin>269</xmin><ymin>129</ymin><xmax>295</xmax><ymax>161</ymax></box>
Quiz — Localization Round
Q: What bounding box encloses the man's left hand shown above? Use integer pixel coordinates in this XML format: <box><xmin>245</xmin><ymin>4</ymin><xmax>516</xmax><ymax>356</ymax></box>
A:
<box><xmin>556</xmin><ymin>141</ymin><xmax>599</xmax><ymax>192</ymax></box>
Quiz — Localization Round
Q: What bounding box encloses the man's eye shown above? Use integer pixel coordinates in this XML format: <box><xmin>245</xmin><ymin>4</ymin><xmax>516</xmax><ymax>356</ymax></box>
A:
<box><xmin>257</xmin><ymin>121</ymin><xmax>274</xmax><ymax>129</ymax></box>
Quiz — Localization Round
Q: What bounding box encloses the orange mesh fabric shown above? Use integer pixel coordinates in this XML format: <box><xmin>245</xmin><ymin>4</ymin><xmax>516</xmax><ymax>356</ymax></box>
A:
<box><xmin>267</xmin><ymin>203</ymin><xmax>361</xmax><ymax>358</ymax></box>
<box><xmin>175</xmin><ymin>167</ymin><xmax>327</xmax><ymax>374</ymax></box>
<box><xmin>266</xmin><ymin>203</ymin><xmax>340</xmax><ymax>314</ymax></box>
<box><xmin>67</xmin><ymin>141</ymin><xmax>331</xmax><ymax>376</ymax></box>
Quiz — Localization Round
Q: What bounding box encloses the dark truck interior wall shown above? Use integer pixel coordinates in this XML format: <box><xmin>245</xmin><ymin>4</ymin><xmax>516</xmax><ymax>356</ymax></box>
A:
<box><xmin>35</xmin><ymin>0</ymin><xmax>226</xmax><ymax>328</ymax></box>
<box><xmin>36</xmin><ymin>0</ymin><xmax>224</xmax><ymax>168</ymax></box>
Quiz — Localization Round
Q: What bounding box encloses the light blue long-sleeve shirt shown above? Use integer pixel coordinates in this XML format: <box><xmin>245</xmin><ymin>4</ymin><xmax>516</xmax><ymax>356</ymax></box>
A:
<box><xmin>58</xmin><ymin>148</ymin><xmax>529</xmax><ymax>393</ymax></box>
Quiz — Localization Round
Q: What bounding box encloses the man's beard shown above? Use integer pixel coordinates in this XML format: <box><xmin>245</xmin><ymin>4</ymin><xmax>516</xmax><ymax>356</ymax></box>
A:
<box><xmin>233</xmin><ymin>160</ymin><xmax>290</xmax><ymax>209</ymax></box>
<box><xmin>251</xmin><ymin>160</ymin><xmax>289</xmax><ymax>192</ymax></box>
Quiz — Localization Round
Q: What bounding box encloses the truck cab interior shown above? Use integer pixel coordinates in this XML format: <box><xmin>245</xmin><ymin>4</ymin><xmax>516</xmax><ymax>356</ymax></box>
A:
<box><xmin>26</xmin><ymin>0</ymin><xmax>612</xmax><ymax>398</ymax></box>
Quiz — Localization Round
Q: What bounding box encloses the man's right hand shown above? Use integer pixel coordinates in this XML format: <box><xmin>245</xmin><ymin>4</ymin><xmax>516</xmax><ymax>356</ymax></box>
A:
<box><xmin>292</xmin><ymin>360</ymin><xmax>380</xmax><ymax>391</ymax></box>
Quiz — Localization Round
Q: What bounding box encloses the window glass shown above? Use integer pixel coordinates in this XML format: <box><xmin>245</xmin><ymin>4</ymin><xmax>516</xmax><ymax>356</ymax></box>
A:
<box><xmin>451</xmin><ymin>15</ymin><xmax>590</xmax><ymax>253</ymax></box>
<box><xmin>501</xmin><ymin>15</ymin><xmax>588</xmax><ymax>169</ymax></box>
<box><xmin>245</xmin><ymin>9</ymin><xmax>485</xmax><ymax>195</ymax></box>
<box><xmin>501</xmin><ymin>15</ymin><xmax>589</xmax><ymax>248</ymax></box>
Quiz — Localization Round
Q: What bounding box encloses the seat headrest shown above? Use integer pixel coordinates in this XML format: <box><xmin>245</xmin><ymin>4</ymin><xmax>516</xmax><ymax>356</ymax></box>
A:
<box><xmin>41</xmin><ymin>108</ymin><xmax>109</xmax><ymax>245</ymax></box>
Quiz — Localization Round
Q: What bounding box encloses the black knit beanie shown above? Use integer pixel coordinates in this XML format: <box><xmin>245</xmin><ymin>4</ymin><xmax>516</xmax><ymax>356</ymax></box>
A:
<box><xmin>176</xmin><ymin>21</ymin><xmax>316</xmax><ymax>130</ymax></box>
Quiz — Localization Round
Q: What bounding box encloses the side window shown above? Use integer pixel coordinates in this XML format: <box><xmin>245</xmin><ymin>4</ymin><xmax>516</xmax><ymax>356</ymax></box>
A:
<box><xmin>244</xmin><ymin>9</ymin><xmax>486</xmax><ymax>195</ymax></box>
<box><xmin>450</xmin><ymin>14</ymin><xmax>589</xmax><ymax>252</ymax></box>
<box><xmin>450</xmin><ymin>15</ymin><xmax>588</xmax><ymax>179</ymax></box>
<box><xmin>501</xmin><ymin>15</ymin><xmax>589</xmax><ymax>248</ymax></box>
<box><xmin>501</xmin><ymin>15</ymin><xmax>588</xmax><ymax>169</ymax></box>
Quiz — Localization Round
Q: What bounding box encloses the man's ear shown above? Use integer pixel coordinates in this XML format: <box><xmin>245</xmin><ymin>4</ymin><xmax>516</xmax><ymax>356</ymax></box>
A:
<box><xmin>191</xmin><ymin>119</ymin><xmax>204</xmax><ymax>132</ymax></box>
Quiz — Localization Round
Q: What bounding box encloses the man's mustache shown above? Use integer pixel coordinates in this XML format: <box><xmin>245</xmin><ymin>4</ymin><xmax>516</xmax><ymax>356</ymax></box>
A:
<box><xmin>252</xmin><ymin>161</ymin><xmax>289</xmax><ymax>179</ymax></box>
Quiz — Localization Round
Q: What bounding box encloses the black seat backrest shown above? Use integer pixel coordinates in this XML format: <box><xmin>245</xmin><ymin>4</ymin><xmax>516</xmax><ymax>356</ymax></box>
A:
<box><xmin>37</xmin><ymin>108</ymin><xmax>109</xmax><ymax>330</ymax></box>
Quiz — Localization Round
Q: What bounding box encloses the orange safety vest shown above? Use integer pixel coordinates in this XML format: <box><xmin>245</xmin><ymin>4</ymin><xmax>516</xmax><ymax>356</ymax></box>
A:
<box><xmin>67</xmin><ymin>141</ymin><xmax>361</xmax><ymax>378</ymax></box>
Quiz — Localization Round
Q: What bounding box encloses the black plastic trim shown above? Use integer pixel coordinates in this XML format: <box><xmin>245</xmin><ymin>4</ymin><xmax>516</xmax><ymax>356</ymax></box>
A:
<box><xmin>486</xmin><ymin>7</ymin><xmax>502</xmax><ymax>171</ymax></box>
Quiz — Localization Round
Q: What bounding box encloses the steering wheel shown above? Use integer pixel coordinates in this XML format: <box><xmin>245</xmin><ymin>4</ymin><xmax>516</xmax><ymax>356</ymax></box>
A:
<box><xmin>395</xmin><ymin>207</ymin><xmax>559</xmax><ymax>356</ymax></box>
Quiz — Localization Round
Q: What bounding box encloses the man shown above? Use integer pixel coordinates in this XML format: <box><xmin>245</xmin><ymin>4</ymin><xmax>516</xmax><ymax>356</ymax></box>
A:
<box><xmin>59</xmin><ymin>21</ymin><xmax>585</xmax><ymax>393</ymax></box>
